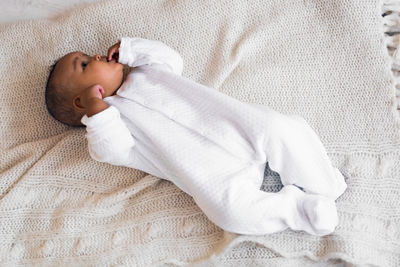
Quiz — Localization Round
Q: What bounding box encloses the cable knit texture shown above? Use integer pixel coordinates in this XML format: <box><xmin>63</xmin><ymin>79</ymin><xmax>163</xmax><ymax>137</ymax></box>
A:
<box><xmin>0</xmin><ymin>0</ymin><xmax>399</xmax><ymax>266</ymax></box>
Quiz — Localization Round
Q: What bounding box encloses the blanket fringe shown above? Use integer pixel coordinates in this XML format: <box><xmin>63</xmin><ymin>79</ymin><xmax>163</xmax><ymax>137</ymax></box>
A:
<box><xmin>382</xmin><ymin>0</ymin><xmax>400</xmax><ymax>116</ymax></box>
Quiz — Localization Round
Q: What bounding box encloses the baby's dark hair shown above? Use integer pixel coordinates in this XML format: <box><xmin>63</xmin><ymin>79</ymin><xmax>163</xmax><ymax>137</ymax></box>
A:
<box><xmin>45</xmin><ymin>59</ymin><xmax>84</xmax><ymax>127</ymax></box>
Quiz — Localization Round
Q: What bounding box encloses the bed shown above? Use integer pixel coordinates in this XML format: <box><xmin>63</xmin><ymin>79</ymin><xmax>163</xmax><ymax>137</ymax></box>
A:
<box><xmin>0</xmin><ymin>0</ymin><xmax>399</xmax><ymax>266</ymax></box>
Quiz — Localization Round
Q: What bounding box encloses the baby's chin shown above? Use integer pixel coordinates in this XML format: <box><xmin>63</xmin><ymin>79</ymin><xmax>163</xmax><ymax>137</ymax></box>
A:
<box><xmin>102</xmin><ymin>82</ymin><xmax>120</xmax><ymax>97</ymax></box>
<box><xmin>110</xmin><ymin>89</ymin><xmax>118</xmax><ymax>96</ymax></box>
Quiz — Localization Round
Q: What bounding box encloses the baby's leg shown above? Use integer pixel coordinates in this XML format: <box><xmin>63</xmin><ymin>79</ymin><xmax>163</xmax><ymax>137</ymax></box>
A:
<box><xmin>191</xmin><ymin>164</ymin><xmax>338</xmax><ymax>236</ymax></box>
<box><xmin>267</xmin><ymin>115</ymin><xmax>346</xmax><ymax>199</ymax></box>
<box><xmin>250</xmin><ymin>103</ymin><xmax>347</xmax><ymax>199</ymax></box>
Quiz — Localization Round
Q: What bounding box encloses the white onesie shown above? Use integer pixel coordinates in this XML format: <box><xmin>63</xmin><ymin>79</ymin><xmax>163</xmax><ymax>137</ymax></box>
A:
<box><xmin>81</xmin><ymin>37</ymin><xmax>347</xmax><ymax>236</ymax></box>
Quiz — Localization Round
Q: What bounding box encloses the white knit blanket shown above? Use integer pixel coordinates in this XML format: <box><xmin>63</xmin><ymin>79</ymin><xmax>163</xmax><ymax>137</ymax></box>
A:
<box><xmin>1</xmin><ymin>0</ymin><xmax>399</xmax><ymax>266</ymax></box>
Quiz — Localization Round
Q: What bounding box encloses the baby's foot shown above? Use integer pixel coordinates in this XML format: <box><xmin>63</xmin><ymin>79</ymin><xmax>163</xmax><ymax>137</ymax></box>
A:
<box><xmin>297</xmin><ymin>167</ymin><xmax>347</xmax><ymax>200</ymax></box>
<box><xmin>279</xmin><ymin>185</ymin><xmax>339</xmax><ymax>236</ymax></box>
<box><xmin>302</xmin><ymin>194</ymin><xmax>338</xmax><ymax>236</ymax></box>
<box><xmin>331</xmin><ymin>167</ymin><xmax>347</xmax><ymax>199</ymax></box>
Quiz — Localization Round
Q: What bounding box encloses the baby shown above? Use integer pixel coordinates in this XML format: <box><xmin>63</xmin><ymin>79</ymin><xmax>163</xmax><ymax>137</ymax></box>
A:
<box><xmin>45</xmin><ymin>37</ymin><xmax>347</xmax><ymax>236</ymax></box>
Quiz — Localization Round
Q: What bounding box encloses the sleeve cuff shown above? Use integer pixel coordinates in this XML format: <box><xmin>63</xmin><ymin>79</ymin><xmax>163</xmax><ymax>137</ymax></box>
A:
<box><xmin>81</xmin><ymin>105</ymin><xmax>120</xmax><ymax>128</ymax></box>
<box><xmin>118</xmin><ymin>37</ymin><xmax>136</xmax><ymax>66</ymax></box>
<box><xmin>81</xmin><ymin>105</ymin><xmax>128</xmax><ymax>142</ymax></box>
<box><xmin>117</xmin><ymin>37</ymin><xmax>183</xmax><ymax>75</ymax></box>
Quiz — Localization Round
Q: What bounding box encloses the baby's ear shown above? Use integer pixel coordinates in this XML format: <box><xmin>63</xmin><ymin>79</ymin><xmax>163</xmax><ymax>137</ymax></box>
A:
<box><xmin>72</xmin><ymin>95</ymin><xmax>85</xmax><ymax>112</ymax></box>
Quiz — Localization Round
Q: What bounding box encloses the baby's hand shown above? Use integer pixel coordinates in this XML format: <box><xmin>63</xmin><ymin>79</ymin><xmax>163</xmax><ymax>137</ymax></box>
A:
<box><xmin>80</xmin><ymin>84</ymin><xmax>104</xmax><ymax>107</ymax></box>
<box><xmin>79</xmin><ymin>84</ymin><xmax>109</xmax><ymax>117</ymax></box>
<box><xmin>107</xmin><ymin>41</ymin><xmax>121</xmax><ymax>62</ymax></box>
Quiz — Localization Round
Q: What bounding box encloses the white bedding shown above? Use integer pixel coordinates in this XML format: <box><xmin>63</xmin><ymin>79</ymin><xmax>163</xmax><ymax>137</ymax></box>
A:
<box><xmin>0</xmin><ymin>0</ymin><xmax>99</xmax><ymax>24</ymax></box>
<box><xmin>0</xmin><ymin>0</ymin><xmax>399</xmax><ymax>266</ymax></box>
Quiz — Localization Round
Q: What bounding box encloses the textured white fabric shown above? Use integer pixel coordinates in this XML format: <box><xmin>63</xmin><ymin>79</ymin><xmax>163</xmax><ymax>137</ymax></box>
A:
<box><xmin>81</xmin><ymin>37</ymin><xmax>346</xmax><ymax>236</ymax></box>
<box><xmin>0</xmin><ymin>0</ymin><xmax>399</xmax><ymax>266</ymax></box>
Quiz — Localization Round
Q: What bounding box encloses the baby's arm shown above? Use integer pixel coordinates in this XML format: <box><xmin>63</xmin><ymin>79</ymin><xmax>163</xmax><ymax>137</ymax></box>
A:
<box><xmin>108</xmin><ymin>37</ymin><xmax>183</xmax><ymax>75</ymax></box>
<box><xmin>81</xmin><ymin>105</ymin><xmax>136</xmax><ymax>166</ymax></box>
<box><xmin>79</xmin><ymin>85</ymin><xmax>136</xmax><ymax>166</ymax></box>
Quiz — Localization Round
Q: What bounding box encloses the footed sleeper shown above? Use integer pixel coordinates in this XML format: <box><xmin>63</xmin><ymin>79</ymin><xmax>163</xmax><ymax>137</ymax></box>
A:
<box><xmin>81</xmin><ymin>37</ymin><xmax>347</xmax><ymax>236</ymax></box>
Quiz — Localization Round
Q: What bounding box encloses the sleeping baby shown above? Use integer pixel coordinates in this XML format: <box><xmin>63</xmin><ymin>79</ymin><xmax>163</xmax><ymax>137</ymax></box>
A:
<box><xmin>45</xmin><ymin>37</ymin><xmax>347</xmax><ymax>236</ymax></box>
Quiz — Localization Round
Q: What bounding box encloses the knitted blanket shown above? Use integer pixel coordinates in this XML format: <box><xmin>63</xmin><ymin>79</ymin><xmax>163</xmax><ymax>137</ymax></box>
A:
<box><xmin>1</xmin><ymin>0</ymin><xmax>399</xmax><ymax>266</ymax></box>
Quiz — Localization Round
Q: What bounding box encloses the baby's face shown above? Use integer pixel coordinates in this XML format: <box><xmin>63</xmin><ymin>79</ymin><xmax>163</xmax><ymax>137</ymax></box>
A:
<box><xmin>52</xmin><ymin>51</ymin><xmax>124</xmax><ymax>102</ymax></box>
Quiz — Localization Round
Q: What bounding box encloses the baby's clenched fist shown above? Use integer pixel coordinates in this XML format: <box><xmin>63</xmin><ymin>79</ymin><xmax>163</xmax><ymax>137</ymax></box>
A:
<box><xmin>74</xmin><ymin>84</ymin><xmax>109</xmax><ymax>117</ymax></box>
<box><xmin>107</xmin><ymin>41</ymin><xmax>121</xmax><ymax>62</ymax></box>
<box><xmin>79</xmin><ymin>84</ymin><xmax>104</xmax><ymax>107</ymax></box>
